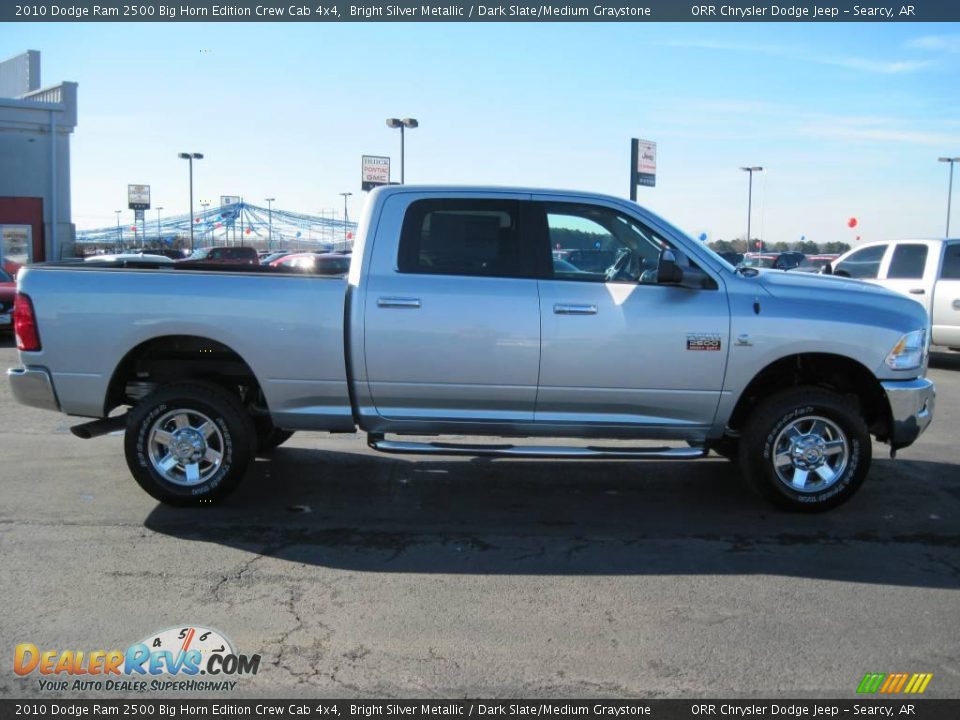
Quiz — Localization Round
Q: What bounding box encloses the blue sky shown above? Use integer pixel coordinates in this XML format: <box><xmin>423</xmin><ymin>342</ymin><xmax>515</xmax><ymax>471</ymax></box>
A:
<box><xmin>5</xmin><ymin>22</ymin><xmax>960</xmax><ymax>244</ymax></box>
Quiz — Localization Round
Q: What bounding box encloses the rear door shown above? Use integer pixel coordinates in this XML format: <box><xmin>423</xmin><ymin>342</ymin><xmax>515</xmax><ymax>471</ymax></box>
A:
<box><xmin>362</xmin><ymin>194</ymin><xmax>543</xmax><ymax>423</ymax></box>
<box><xmin>932</xmin><ymin>241</ymin><xmax>960</xmax><ymax>347</ymax></box>
<box><xmin>532</xmin><ymin>197</ymin><xmax>729</xmax><ymax>432</ymax></box>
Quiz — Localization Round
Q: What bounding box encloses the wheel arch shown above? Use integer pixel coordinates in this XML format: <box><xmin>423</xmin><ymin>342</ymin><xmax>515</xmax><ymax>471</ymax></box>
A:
<box><xmin>104</xmin><ymin>334</ymin><xmax>266</xmax><ymax>416</ymax></box>
<box><xmin>727</xmin><ymin>352</ymin><xmax>893</xmax><ymax>442</ymax></box>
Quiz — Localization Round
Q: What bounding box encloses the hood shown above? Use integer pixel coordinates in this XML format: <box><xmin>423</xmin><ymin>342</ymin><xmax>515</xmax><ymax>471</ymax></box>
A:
<box><xmin>754</xmin><ymin>269</ymin><xmax>929</xmax><ymax>334</ymax></box>
<box><xmin>756</xmin><ymin>269</ymin><xmax>896</xmax><ymax>298</ymax></box>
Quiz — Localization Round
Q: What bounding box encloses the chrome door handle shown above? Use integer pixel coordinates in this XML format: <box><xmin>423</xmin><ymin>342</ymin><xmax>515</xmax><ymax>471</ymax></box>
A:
<box><xmin>377</xmin><ymin>297</ymin><xmax>421</xmax><ymax>309</ymax></box>
<box><xmin>909</xmin><ymin>288</ymin><xmax>926</xmax><ymax>295</ymax></box>
<box><xmin>554</xmin><ymin>303</ymin><xmax>598</xmax><ymax>315</ymax></box>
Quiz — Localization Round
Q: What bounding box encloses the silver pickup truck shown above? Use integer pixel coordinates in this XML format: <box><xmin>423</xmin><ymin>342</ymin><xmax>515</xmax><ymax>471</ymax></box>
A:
<box><xmin>8</xmin><ymin>186</ymin><xmax>935</xmax><ymax>511</ymax></box>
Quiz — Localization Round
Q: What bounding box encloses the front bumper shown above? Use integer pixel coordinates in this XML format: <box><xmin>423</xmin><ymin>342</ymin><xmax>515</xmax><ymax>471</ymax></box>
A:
<box><xmin>7</xmin><ymin>366</ymin><xmax>60</xmax><ymax>412</ymax></box>
<box><xmin>881</xmin><ymin>377</ymin><xmax>935</xmax><ymax>450</ymax></box>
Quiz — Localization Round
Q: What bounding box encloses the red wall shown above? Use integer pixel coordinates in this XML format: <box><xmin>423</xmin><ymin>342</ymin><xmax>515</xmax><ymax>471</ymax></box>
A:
<box><xmin>0</xmin><ymin>196</ymin><xmax>45</xmax><ymax>269</ymax></box>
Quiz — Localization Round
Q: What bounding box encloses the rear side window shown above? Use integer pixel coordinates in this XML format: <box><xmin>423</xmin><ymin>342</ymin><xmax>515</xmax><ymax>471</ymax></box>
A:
<box><xmin>886</xmin><ymin>244</ymin><xmax>928</xmax><ymax>279</ymax></box>
<box><xmin>834</xmin><ymin>245</ymin><xmax>886</xmax><ymax>279</ymax></box>
<box><xmin>941</xmin><ymin>244</ymin><xmax>960</xmax><ymax>279</ymax></box>
<box><xmin>398</xmin><ymin>200</ymin><xmax>525</xmax><ymax>277</ymax></box>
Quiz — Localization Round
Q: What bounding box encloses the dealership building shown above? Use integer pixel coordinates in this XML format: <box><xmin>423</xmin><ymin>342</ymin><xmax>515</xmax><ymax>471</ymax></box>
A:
<box><xmin>0</xmin><ymin>50</ymin><xmax>77</xmax><ymax>267</ymax></box>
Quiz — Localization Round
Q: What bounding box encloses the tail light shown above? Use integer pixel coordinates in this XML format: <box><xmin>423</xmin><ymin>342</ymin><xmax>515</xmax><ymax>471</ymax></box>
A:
<box><xmin>13</xmin><ymin>292</ymin><xmax>41</xmax><ymax>352</ymax></box>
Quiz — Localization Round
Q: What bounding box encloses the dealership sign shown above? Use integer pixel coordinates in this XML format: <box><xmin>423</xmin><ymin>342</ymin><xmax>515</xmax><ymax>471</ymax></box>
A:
<box><xmin>361</xmin><ymin>155</ymin><xmax>391</xmax><ymax>191</ymax></box>
<box><xmin>128</xmin><ymin>184</ymin><xmax>150</xmax><ymax>210</ymax></box>
<box><xmin>635</xmin><ymin>139</ymin><xmax>656</xmax><ymax>187</ymax></box>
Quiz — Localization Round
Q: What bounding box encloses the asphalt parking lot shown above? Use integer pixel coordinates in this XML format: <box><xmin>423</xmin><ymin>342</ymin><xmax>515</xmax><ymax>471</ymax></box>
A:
<box><xmin>0</xmin><ymin>336</ymin><xmax>958</xmax><ymax>699</ymax></box>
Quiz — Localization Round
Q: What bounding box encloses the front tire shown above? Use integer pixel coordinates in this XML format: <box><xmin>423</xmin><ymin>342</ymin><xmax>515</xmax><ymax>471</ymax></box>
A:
<box><xmin>124</xmin><ymin>380</ymin><xmax>256</xmax><ymax>505</ymax></box>
<box><xmin>738</xmin><ymin>386</ymin><xmax>871</xmax><ymax>512</ymax></box>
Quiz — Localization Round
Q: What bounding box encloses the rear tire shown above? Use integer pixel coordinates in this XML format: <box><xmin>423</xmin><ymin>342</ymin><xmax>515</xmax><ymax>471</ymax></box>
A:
<box><xmin>738</xmin><ymin>386</ymin><xmax>871</xmax><ymax>512</ymax></box>
<box><xmin>124</xmin><ymin>380</ymin><xmax>255</xmax><ymax>506</ymax></box>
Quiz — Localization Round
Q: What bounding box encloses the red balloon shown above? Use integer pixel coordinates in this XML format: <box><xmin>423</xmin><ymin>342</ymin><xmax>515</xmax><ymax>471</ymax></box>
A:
<box><xmin>347</xmin><ymin>232</ymin><xmax>353</xmax><ymax>240</ymax></box>
<box><xmin>130</xmin><ymin>226</ymin><xmax>136</xmax><ymax>231</ymax></box>
<box><xmin>195</xmin><ymin>217</ymin><xmax>200</xmax><ymax>223</ymax></box>
<box><xmin>215</xmin><ymin>222</ymin><xmax>222</xmax><ymax>228</ymax></box>
<box><xmin>856</xmin><ymin>235</ymin><xmax>861</xmax><ymax>241</ymax></box>
<box><xmin>847</xmin><ymin>217</ymin><xmax>858</xmax><ymax>228</ymax></box>
<box><xmin>245</xmin><ymin>228</ymin><xmax>251</xmax><ymax>234</ymax></box>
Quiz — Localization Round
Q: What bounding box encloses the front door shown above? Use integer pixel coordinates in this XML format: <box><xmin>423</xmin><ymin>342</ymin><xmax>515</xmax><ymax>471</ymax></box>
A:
<box><xmin>533</xmin><ymin>198</ymin><xmax>729</xmax><ymax>432</ymax></box>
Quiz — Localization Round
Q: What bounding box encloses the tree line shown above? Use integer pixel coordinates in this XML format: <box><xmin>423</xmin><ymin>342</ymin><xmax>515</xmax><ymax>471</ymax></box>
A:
<box><xmin>707</xmin><ymin>238</ymin><xmax>851</xmax><ymax>254</ymax></box>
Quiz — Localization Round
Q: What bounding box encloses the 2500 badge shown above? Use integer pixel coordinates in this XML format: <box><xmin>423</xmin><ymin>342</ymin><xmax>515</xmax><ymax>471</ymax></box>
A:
<box><xmin>686</xmin><ymin>333</ymin><xmax>722</xmax><ymax>351</ymax></box>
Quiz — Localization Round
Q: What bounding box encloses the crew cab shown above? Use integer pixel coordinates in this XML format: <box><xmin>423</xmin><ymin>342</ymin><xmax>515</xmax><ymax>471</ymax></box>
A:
<box><xmin>829</xmin><ymin>238</ymin><xmax>960</xmax><ymax>348</ymax></box>
<box><xmin>8</xmin><ymin>186</ymin><xmax>936</xmax><ymax>511</ymax></box>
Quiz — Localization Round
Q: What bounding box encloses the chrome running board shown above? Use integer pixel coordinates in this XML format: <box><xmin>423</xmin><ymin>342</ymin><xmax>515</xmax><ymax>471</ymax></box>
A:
<box><xmin>367</xmin><ymin>435</ymin><xmax>707</xmax><ymax>460</ymax></box>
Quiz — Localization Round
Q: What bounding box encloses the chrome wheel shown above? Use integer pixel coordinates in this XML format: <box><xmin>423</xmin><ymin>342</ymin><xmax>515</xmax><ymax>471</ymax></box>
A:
<box><xmin>147</xmin><ymin>409</ymin><xmax>224</xmax><ymax>486</ymax></box>
<box><xmin>771</xmin><ymin>415</ymin><xmax>849</xmax><ymax>493</ymax></box>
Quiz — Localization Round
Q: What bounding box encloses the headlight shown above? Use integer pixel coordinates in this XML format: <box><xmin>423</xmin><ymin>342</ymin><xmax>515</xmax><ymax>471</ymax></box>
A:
<box><xmin>885</xmin><ymin>329</ymin><xmax>928</xmax><ymax>371</ymax></box>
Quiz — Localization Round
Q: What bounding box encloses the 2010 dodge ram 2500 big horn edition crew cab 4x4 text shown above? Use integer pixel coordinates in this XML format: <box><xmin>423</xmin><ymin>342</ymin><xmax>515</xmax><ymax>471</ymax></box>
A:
<box><xmin>8</xmin><ymin>186</ymin><xmax>936</xmax><ymax>511</ymax></box>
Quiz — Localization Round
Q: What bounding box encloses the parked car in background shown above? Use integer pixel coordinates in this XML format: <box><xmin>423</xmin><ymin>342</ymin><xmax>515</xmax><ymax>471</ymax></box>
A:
<box><xmin>260</xmin><ymin>251</ymin><xmax>293</xmax><ymax>265</ymax></box>
<box><xmin>0</xmin><ymin>267</ymin><xmax>14</xmax><ymax>331</ymax></box>
<box><xmin>793</xmin><ymin>254</ymin><xmax>839</xmax><ymax>274</ymax></box>
<box><xmin>717</xmin><ymin>251</ymin><xmax>743</xmax><ymax>267</ymax></box>
<box><xmin>828</xmin><ymin>238</ymin><xmax>960</xmax><ymax>348</ymax></box>
<box><xmin>178</xmin><ymin>246</ymin><xmax>259</xmax><ymax>265</ymax></box>
<box><xmin>273</xmin><ymin>252</ymin><xmax>352</xmax><ymax>275</ymax></box>
<box><xmin>740</xmin><ymin>252</ymin><xmax>805</xmax><ymax>270</ymax></box>
<box><xmin>83</xmin><ymin>253</ymin><xmax>175</xmax><ymax>266</ymax></box>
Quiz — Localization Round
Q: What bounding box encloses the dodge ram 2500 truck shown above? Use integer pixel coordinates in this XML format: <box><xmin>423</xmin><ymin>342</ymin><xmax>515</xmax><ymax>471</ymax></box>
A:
<box><xmin>8</xmin><ymin>186</ymin><xmax>935</xmax><ymax>511</ymax></box>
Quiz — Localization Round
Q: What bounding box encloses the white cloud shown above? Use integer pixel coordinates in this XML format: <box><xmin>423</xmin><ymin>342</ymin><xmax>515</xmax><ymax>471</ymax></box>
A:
<box><xmin>906</xmin><ymin>35</ymin><xmax>960</xmax><ymax>53</ymax></box>
<box><xmin>655</xmin><ymin>38</ymin><xmax>933</xmax><ymax>75</ymax></box>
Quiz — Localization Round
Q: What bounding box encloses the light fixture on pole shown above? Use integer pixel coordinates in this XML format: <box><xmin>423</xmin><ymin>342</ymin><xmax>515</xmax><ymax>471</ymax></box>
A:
<box><xmin>740</xmin><ymin>166</ymin><xmax>764</xmax><ymax>252</ymax></box>
<box><xmin>386</xmin><ymin>117</ymin><xmax>418</xmax><ymax>184</ymax></box>
<box><xmin>178</xmin><ymin>152</ymin><xmax>203</xmax><ymax>251</ymax></box>
<box><xmin>938</xmin><ymin>157</ymin><xmax>960</xmax><ymax>237</ymax></box>
<box><xmin>265</xmin><ymin>198</ymin><xmax>275</xmax><ymax>248</ymax></box>
<box><xmin>339</xmin><ymin>192</ymin><xmax>352</xmax><ymax>242</ymax></box>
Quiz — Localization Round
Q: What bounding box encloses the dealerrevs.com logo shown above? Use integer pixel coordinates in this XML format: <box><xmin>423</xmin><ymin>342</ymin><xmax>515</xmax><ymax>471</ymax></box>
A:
<box><xmin>14</xmin><ymin>625</ymin><xmax>261</xmax><ymax>693</ymax></box>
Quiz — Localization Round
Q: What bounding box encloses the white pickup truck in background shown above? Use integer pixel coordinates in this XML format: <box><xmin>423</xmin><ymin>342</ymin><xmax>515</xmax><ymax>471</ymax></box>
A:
<box><xmin>830</xmin><ymin>238</ymin><xmax>960</xmax><ymax>349</ymax></box>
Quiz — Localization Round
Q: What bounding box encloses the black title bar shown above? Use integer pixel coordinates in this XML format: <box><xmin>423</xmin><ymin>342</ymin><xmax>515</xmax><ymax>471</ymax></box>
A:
<box><xmin>2</xmin><ymin>0</ymin><xmax>957</xmax><ymax>22</ymax></box>
<box><xmin>1</xmin><ymin>700</ymin><xmax>960</xmax><ymax>720</ymax></box>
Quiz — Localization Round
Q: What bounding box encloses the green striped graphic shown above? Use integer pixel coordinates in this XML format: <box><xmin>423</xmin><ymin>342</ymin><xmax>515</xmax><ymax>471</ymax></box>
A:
<box><xmin>857</xmin><ymin>673</ymin><xmax>886</xmax><ymax>693</ymax></box>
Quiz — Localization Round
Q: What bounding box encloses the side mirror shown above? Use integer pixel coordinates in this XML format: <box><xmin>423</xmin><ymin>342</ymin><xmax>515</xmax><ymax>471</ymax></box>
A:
<box><xmin>656</xmin><ymin>248</ymin><xmax>684</xmax><ymax>284</ymax></box>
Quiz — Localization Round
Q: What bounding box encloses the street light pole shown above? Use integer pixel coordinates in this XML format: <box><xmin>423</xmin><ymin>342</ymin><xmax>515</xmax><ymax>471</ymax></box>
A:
<box><xmin>939</xmin><ymin>157</ymin><xmax>960</xmax><ymax>236</ymax></box>
<box><xmin>740</xmin><ymin>166</ymin><xmax>764</xmax><ymax>252</ymax></box>
<box><xmin>178</xmin><ymin>152</ymin><xmax>203</xmax><ymax>251</ymax></box>
<box><xmin>156</xmin><ymin>207</ymin><xmax>163</xmax><ymax>245</ymax></box>
<box><xmin>114</xmin><ymin>210</ymin><xmax>121</xmax><ymax>249</ymax></box>
<box><xmin>265</xmin><ymin>198</ymin><xmax>275</xmax><ymax>249</ymax></box>
<box><xmin>339</xmin><ymin>192</ymin><xmax>352</xmax><ymax>243</ymax></box>
<box><xmin>386</xmin><ymin>117</ymin><xmax>418</xmax><ymax>184</ymax></box>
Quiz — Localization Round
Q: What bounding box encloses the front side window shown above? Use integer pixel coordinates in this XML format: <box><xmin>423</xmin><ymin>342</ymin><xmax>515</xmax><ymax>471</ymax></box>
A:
<box><xmin>834</xmin><ymin>245</ymin><xmax>886</xmax><ymax>279</ymax></box>
<box><xmin>398</xmin><ymin>200</ymin><xmax>524</xmax><ymax>278</ymax></box>
<box><xmin>940</xmin><ymin>243</ymin><xmax>960</xmax><ymax>279</ymax></box>
<box><xmin>887</xmin><ymin>244</ymin><xmax>928</xmax><ymax>279</ymax></box>
<box><xmin>543</xmin><ymin>203</ymin><xmax>686</xmax><ymax>284</ymax></box>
